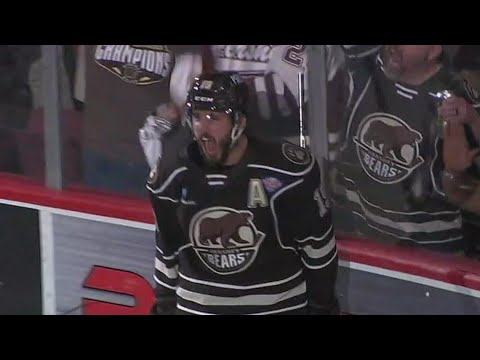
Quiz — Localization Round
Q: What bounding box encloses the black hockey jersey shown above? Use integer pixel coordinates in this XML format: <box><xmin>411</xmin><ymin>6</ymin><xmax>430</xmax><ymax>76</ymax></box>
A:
<box><xmin>337</xmin><ymin>45</ymin><xmax>480</xmax><ymax>250</ymax></box>
<box><xmin>147</xmin><ymin>137</ymin><xmax>338</xmax><ymax>315</ymax></box>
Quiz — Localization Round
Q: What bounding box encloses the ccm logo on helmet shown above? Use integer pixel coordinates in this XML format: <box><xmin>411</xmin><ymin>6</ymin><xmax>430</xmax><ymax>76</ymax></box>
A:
<box><xmin>194</xmin><ymin>96</ymin><xmax>214</xmax><ymax>103</ymax></box>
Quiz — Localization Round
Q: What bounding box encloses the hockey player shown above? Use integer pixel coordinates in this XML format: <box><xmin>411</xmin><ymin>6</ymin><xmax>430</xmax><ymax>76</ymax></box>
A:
<box><xmin>334</xmin><ymin>45</ymin><xmax>480</xmax><ymax>252</ymax></box>
<box><xmin>147</xmin><ymin>72</ymin><xmax>338</xmax><ymax>315</ymax></box>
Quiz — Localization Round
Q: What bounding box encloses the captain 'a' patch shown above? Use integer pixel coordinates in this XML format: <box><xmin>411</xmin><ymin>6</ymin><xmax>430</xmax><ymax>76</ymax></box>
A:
<box><xmin>247</xmin><ymin>179</ymin><xmax>268</xmax><ymax>209</ymax></box>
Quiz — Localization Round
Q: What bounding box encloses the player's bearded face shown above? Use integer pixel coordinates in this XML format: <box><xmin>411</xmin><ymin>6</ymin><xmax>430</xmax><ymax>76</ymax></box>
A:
<box><xmin>383</xmin><ymin>45</ymin><xmax>432</xmax><ymax>81</ymax></box>
<box><xmin>193</xmin><ymin>110</ymin><xmax>233</xmax><ymax>167</ymax></box>
<box><xmin>383</xmin><ymin>45</ymin><xmax>406</xmax><ymax>80</ymax></box>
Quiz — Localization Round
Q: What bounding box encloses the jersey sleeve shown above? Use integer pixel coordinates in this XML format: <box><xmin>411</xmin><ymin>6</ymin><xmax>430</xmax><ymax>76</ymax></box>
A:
<box><xmin>276</xmin><ymin>154</ymin><xmax>339</xmax><ymax>314</ymax></box>
<box><xmin>341</xmin><ymin>45</ymin><xmax>381</xmax><ymax>69</ymax></box>
<box><xmin>147</xmin><ymin>158</ymin><xmax>186</xmax><ymax>315</ymax></box>
<box><xmin>339</xmin><ymin>45</ymin><xmax>381</xmax><ymax>120</ymax></box>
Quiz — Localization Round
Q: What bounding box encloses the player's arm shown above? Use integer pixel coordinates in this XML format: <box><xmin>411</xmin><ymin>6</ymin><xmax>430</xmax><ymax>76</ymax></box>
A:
<box><xmin>139</xmin><ymin>46</ymin><xmax>211</xmax><ymax>170</ymax></box>
<box><xmin>139</xmin><ymin>102</ymin><xmax>183</xmax><ymax>170</ymax></box>
<box><xmin>146</xmin><ymin>162</ymin><xmax>184</xmax><ymax>315</ymax></box>
<box><xmin>289</xmin><ymin>160</ymin><xmax>339</xmax><ymax>314</ymax></box>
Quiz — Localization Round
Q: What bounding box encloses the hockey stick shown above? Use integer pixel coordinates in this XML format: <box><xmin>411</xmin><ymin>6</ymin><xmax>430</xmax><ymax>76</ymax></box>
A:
<box><xmin>298</xmin><ymin>72</ymin><xmax>306</xmax><ymax>148</ymax></box>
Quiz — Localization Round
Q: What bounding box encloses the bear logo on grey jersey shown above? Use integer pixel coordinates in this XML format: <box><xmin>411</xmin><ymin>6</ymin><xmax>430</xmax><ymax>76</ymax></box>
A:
<box><xmin>354</xmin><ymin>113</ymin><xmax>424</xmax><ymax>184</ymax></box>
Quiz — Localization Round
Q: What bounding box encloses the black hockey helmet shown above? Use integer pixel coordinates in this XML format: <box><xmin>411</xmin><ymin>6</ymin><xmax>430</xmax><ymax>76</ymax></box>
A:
<box><xmin>184</xmin><ymin>71</ymin><xmax>249</xmax><ymax>147</ymax></box>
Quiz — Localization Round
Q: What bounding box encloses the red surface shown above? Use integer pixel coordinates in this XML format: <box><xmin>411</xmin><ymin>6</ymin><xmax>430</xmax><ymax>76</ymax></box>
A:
<box><xmin>337</xmin><ymin>236</ymin><xmax>480</xmax><ymax>291</ymax></box>
<box><xmin>1</xmin><ymin>173</ymin><xmax>480</xmax><ymax>291</ymax></box>
<box><xmin>82</xmin><ymin>266</ymin><xmax>155</xmax><ymax>315</ymax></box>
<box><xmin>0</xmin><ymin>173</ymin><xmax>154</xmax><ymax>223</ymax></box>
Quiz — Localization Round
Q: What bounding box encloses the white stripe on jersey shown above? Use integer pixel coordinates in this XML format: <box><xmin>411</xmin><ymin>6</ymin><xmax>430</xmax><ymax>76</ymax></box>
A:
<box><xmin>296</xmin><ymin>225</ymin><xmax>334</xmax><ymax>244</ymax></box>
<box><xmin>343</xmin><ymin>177</ymin><xmax>459</xmax><ymax>216</ymax></box>
<box><xmin>156</xmin><ymin>246</ymin><xmax>176</xmax><ymax>260</ymax></box>
<box><xmin>176</xmin><ymin>301</ymin><xmax>308</xmax><ymax>315</ymax></box>
<box><xmin>300</xmin><ymin>249</ymin><xmax>338</xmax><ymax>270</ymax></box>
<box><xmin>155</xmin><ymin>258</ymin><xmax>178</xmax><ymax>279</ymax></box>
<box><xmin>206</xmin><ymin>174</ymin><xmax>227</xmax><ymax>179</ymax></box>
<box><xmin>154</xmin><ymin>196</ymin><xmax>179</xmax><ymax>203</ymax></box>
<box><xmin>179</xmin><ymin>270</ymin><xmax>303</xmax><ymax>290</ymax></box>
<box><xmin>248</xmin><ymin>157</ymin><xmax>315</xmax><ymax>177</ymax></box>
<box><xmin>208</xmin><ymin>181</ymin><xmax>225</xmax><ymax>186</ymax></box>
<box><xmin>396</xmin><ymin>90</ymin><xmax>414</xmax><ymax>99</ymax></box>
<box><xmin>147</xmin><ymin>166</ymin><xmax>188</xmax><ymax>194</ymax></box>
<box><xmin>156</xmin><ymin>244</ymin><xmax>192</xmax><ymax>260</ymax></box>
<box><xmin>154</xmin><ymin>275</ymin><xmax>177</xmax><ymax>290</ymax></box>
<box><xmin>298</xmin><ymin>234</ymin><xmax>336</xmax><ymax>259</ymax></box>
<box><xmin>352</xmin><ymin>211</ymin><xmax>463</xmax><ymax>244</ymax></box>
<box><xmin>176</xmin><ymin>282</ymin><xmax>306</xmax><ymax>307</ymax></box>
<box><xmin>248</xmin><ymin>301</ymin><xmax>308</xmax><ymax>315</ymax></box>
<box><xmin>395</xmin><ymin>83</ymin><xmax>418</xmax><ymax>95</ymax></box>
<box><xmin>345</xmin><ymin>189</ymin><xmax>462</xmax><ymax>233</ymax></box>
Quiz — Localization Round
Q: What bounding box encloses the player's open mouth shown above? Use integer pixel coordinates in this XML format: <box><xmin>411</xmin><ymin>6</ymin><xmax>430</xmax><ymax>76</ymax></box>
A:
<box><xmin>201</xmin><ymin>137</ymin><xmax>218</xmax><ymax>157</ymax></box>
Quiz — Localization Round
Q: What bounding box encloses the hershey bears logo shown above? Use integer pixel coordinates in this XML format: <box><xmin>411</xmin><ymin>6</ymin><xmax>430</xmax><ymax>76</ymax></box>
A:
<box><xmin>95</xmin><ymin>45</ymin><xmax>173</xmax><ymax>85</ymax></box>
<box><xmin>354</xmin><ymin>113</ymin><xmax>424</xmax><ymax>184</ymax></box>
<box><xmin>189</xmin><ymin>207</ymin><xmax>265</xmax><ymax>275</ymax></box>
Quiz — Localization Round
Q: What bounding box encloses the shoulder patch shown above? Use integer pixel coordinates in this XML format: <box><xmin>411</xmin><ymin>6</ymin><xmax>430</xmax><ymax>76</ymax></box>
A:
<box><xmin>282</xmin><ymin>143</ymin><xmax>311</xmax><ymax>165</ymax></box>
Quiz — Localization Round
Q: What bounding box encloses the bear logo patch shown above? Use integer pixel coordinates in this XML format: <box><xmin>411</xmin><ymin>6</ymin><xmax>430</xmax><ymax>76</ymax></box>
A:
<box><xmin>353</xmin><ymin>112</ymin><xmax>424</xmax><ymax>184</ymax></box>
<box><xmin>189</xmin><ymin>207</ymin><xmax>265</xmax><ymax>275</ymax></box>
